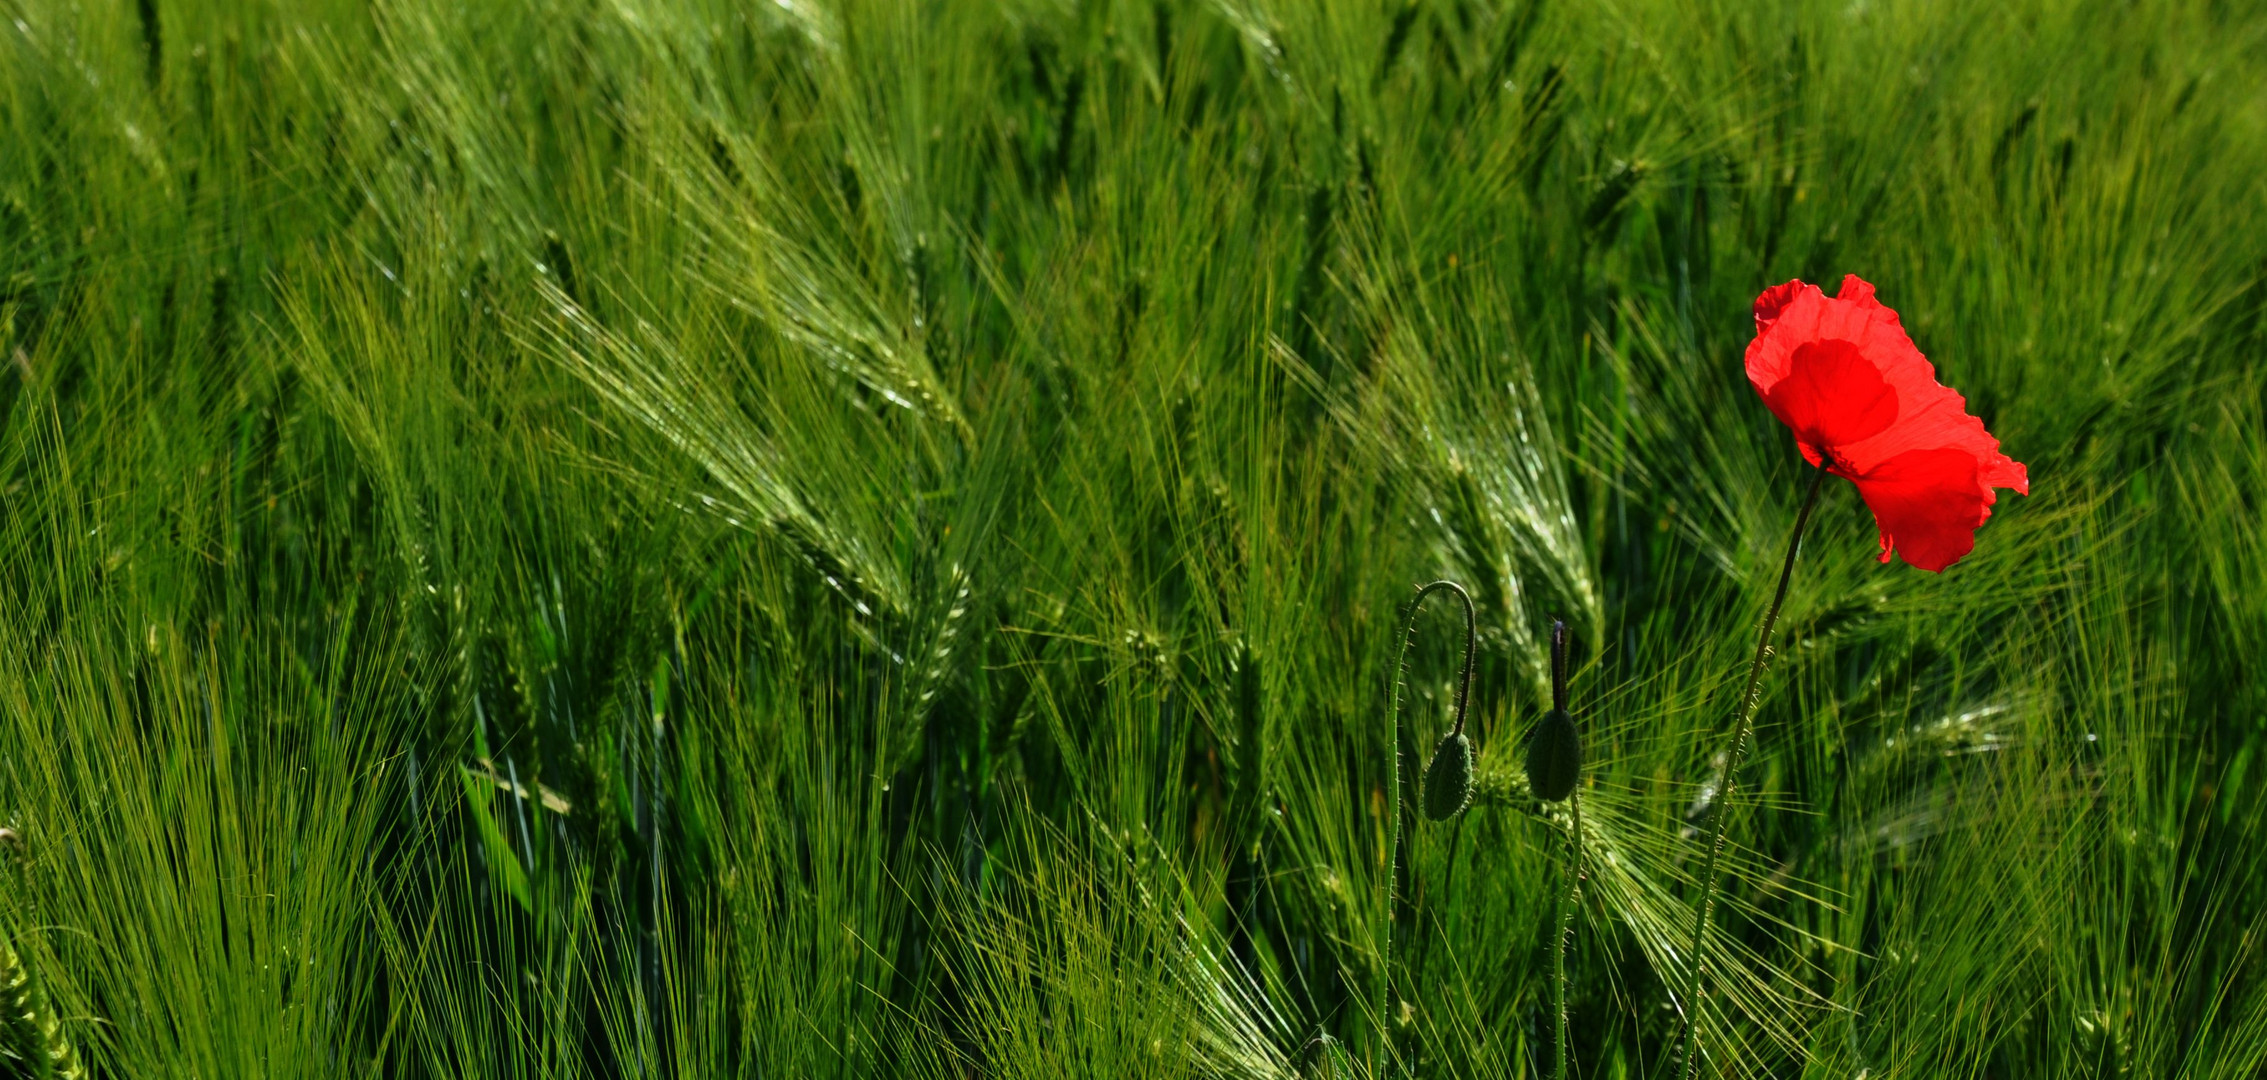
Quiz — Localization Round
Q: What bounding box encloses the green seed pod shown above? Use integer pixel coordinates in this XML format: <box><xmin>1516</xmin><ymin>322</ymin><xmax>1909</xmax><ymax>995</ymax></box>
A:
<box><xmin>1525</xmin><ymin>708</ymin><xmax>1582</xmax><ymax>802</ymax></box>
<box><xmin>1422</xmin><ymin>729</ymin><xmax>1475</xmax><ymax>821</ymax></box>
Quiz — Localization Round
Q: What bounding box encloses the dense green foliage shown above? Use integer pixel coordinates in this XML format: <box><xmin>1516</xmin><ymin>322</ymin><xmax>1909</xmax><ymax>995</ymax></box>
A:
<box><xmin>3</xmin><ymin>0</ymin><xmax>2265</xmax><ymax>1075</ymax></box>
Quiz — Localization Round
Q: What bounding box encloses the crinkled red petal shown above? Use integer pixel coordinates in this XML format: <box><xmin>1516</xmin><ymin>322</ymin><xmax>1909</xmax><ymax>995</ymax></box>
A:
<box><xmin>1851</xmin><ymin>448</ymin><xmax>1988</xmax><ymax>572</ymax></box>
<box><xmin>1752</xmin><ymin>280</ymin><xmax>1809</xmax><ymax>335</ymax></box>
<box><xmin>1746</xmin><ymin>275</ymin><xmax>2029</xmax><ymax>571</ymax></box>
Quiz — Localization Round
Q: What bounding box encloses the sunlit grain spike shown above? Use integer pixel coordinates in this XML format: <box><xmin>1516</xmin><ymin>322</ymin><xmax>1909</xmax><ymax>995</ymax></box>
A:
<box><xmin>0</xmin><ymin>934</ymin><xmax>83</xmax><ymax>1080</ymax></box>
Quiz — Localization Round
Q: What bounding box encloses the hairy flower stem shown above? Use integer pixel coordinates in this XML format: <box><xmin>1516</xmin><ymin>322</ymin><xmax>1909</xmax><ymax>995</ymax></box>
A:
<box><xmin>1549</xmin><ymin>618</ymin><xmax>1581</xmax><ymax>1080</ymax></box>
<box><xmin>1675</xmin><ymin>462</ymin><xmax>1828</xmax><ymax>1080</ymax></box>
<box><xmin>1380</xmin><ymin>580</ymin><xmax>1475</xmax><ymax>1070</ymax></box>
<box><xmin>1553</xmin><ymin>791</ymin><xmax>1582</xmax><ymax>1080</ymax></box>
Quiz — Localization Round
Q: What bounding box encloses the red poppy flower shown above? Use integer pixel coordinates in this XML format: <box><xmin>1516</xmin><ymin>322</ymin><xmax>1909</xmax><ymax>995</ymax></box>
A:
<box><xmin>1746</xmin><ymin>275</ymin><xmax>2028</xmax><ymax>572</ymax></box>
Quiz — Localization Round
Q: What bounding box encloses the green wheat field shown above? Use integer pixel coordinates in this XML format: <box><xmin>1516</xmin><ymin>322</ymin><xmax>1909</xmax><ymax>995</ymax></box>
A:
<box><xmin>3</xmin><ymin>0</ymin><xmax>2265</xmax><ymax>1076</ymax></box>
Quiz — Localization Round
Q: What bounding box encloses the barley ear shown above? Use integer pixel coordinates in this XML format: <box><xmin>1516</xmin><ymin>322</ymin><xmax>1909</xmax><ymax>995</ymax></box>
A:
<box><xmin>1</xmin><ymin>933</ymin><xmax>85</xmax><ymax>1080</ymax></box>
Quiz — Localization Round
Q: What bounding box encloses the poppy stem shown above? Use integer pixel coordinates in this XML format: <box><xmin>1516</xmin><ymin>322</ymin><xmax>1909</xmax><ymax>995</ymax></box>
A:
<box><xmin>1552</xmin><ymin>785</ymin><xmax>1583</xmax><ymax>1080</ymax></box>
<box><xmin>1550</xmin><ymin>616</ymin><xmax>1580</xmax><ymax>1080</ymax></box>
<box><xmin>1382</xmin><ymin>580</ymin><xmax>1476</xmax><ymax>1067</ymax></box>
<box><xmin>1675</xmin><ymin>461</ymin><xmax>1829</xmax><ymax>1080</ymax></box>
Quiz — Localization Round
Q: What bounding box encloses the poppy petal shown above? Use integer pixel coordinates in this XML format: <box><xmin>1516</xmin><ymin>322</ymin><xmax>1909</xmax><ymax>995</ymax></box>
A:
<box><xmin>1753</xmin><ymin>280</ymin><xmax>1810</xmax><ymax>334</ymax></box>
<box><xmin>1746</xmin><ymin>281</ymin><xmax>1877</xmax><ymax>404</ymax></box>
<box><xmin>1833</xmin><ymin>274</ymin><xmax>1880</xmax><ymax>311</ymax></box>
<box><xmin>1849</xmin><ymin>448</ymin><xmax>1989</xmax><ymax>572</ymax></box>
<box><xmin>1761</xmin><ymin>338</ymin><xmax>1901</xmax><ymax>467</ymax></box>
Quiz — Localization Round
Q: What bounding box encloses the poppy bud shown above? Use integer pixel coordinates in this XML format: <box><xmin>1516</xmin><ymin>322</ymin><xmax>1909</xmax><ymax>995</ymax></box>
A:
<box><xmin>1422</xmin><ymin>729</ymin><xmax>1474</xmax><ymax>821</ymax></box>
<box><xmin>1525</xmin><ymin>707</ymin><xmax>1581</xmax><ymax>802</ymax></box>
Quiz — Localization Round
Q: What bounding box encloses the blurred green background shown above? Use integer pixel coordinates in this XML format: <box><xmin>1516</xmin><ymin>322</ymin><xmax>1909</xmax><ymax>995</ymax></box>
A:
<box><xmin>2</xmin><ymin>0</ymin><xmax>2264</xmax><ymax>1075</ymax></box>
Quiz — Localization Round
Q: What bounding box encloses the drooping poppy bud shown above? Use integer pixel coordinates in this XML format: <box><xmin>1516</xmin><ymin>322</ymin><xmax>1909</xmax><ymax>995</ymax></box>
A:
<box><xmin>1422</xmin><ymin>729</ymin><xmax>1474</xmax><ymax>821</ymax></box>
<box><xmin>1525</xmin><ymin>620</ymin><xmax>1581</xmax><ymax>802</ymax></box>
<box><xmin>1395</xmin><ymin>581</ymin><xmax>1478</xmax><ymax>823</ymax></box>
